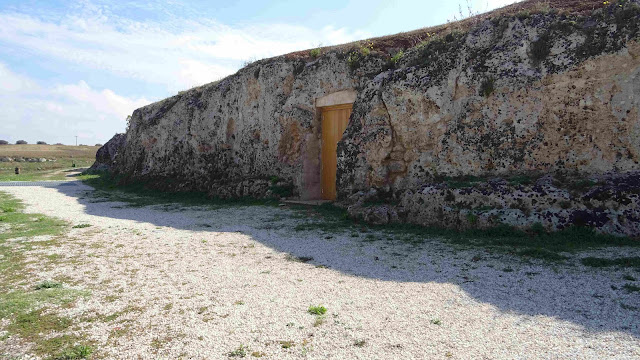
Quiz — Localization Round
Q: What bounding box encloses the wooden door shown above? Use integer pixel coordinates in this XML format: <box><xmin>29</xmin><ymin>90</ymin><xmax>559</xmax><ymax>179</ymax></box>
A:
<box><xmin>321</xmin><ymin>104</ymin><xmax>352</xmax><ymax>200</ymax></box>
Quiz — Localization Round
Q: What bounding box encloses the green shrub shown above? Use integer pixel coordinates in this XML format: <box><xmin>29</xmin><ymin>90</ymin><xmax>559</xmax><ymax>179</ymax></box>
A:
<box><xmin>307</xmin><ymin>305</ymin><xmax>327</xmax><ymax>315</ymax></box>
<box><xmin>310</xmin><ymin>48</ymin><xmax>321</xmax><ymax>58</ymax></box>
<box><xmin>390</xmin><ymin>51</ymin><xmax>404</xmax><ymax>66</ymax></box>
<box><xmin>347</xmin><ymin>51</ymin><xmax>363</xmax><ymax>70</ymax></box>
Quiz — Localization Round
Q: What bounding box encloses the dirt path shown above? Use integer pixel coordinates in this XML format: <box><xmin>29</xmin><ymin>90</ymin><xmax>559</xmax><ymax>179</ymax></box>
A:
<box><xmin>1</xmin><ymin>182</ymin><xmax>639</xmax><ymax>359</ymax></box>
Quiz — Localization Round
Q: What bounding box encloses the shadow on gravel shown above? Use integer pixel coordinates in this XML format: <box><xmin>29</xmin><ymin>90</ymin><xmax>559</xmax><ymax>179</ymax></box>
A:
<box><xmin>50</xmin><ymin>182</ymin><xmax>640</xmax><ymax>338</ymax></box>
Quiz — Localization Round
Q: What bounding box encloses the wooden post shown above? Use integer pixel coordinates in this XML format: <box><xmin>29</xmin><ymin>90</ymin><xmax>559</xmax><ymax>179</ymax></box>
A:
<box><xmin>15</xmin><ymin>167</ymin><xmax>20</xmax><ymax>175</ymax></box>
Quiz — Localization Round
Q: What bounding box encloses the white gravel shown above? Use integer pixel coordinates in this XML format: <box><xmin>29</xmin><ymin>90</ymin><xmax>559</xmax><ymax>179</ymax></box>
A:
<box><xmin>1</xmin><ymin>182</ymin><xmax>639</xmax><ymax>359</ymax></box>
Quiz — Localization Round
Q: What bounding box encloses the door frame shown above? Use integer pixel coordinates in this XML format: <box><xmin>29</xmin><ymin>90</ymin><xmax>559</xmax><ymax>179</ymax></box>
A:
<box><xmin>318</xmin><ymin>103</ymin><xmax>353</xmax><ymax>200</ymax></box>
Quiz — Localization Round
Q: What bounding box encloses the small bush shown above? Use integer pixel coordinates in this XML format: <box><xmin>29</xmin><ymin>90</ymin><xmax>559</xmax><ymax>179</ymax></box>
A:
<box><xmin>347</xmin><ymin>51</ymin><xmax>363</xmax><ymax>70</ymax></box>
<box><xmin>16</xmin><ymin>140</ymin><xmax>27</xmax><ymax>145</ymax></box>
<box><xmin>0</xmin><ymin>140</ymin><xmax>8</xmax><ymax>145</ymax></box>
<box><xmin>310</xmin><ymin>48</ymin><xmax>321</xmax><ymax>58</ymax></box>
<box><xmin>347</xmin><ymin>41</ymin><xmax>374</xmax><ymax>70</ymax></box>
<box><xmin>37</xmin><ymin>141</ymin><xmax>48</xmax><ymax>145</ymax></box>
<box><xmin>95</xmin><ymin>143</ymin><xmax>103</xmax><ymax>147</ymax></box>
<box><xmin>307</xmin><ymin>305</ymin><xmax>327</xmax><ymax>315</ymax></box>
<box><xmin>72</xmin><ymin>224</ymin><xmax>92</xmax><ymax>229</ymax></box>
<box><xmin>390</xmin><ymin>51</ymin><xmax>404</xmax><ymax>66</ymax></box>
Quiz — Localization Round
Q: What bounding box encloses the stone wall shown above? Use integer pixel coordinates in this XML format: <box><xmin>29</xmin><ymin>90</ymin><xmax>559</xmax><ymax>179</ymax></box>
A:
<box><xmin>95</xmin><ymin>1</ymin><xmax>640</xmax><ymax>235</ymax></box>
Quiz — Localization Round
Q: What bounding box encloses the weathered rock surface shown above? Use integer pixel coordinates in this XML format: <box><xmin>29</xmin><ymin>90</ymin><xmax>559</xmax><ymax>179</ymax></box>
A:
<box><xmin>96</xmin><ymin>1</ymin><xmax>640</xmax><ymax>235</ymax></box>
<box><xmin>344</xmin><ymin>171</ymin><xmax>640</xmax><ymax>237</ymax></box>
<box><xmin>89</xmin><ymin>133</ymin><xmax>126</xmax><ymax>172</ymax></box>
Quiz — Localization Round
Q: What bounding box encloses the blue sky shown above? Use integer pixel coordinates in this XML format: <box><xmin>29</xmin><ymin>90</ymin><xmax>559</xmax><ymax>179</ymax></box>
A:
<box><xmin>0</xmin><ymin>0</ymin><xmax>518</xmax><ymax>145</ymax></box>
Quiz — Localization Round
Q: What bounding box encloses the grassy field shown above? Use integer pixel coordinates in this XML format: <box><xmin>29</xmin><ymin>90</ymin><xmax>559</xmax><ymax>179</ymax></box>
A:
<box><xmin>83</xmin><ymin>172</ymin><xmax>640</xmax><ymax>263</ymax></box>
<box><xmin>0</xmin><ymin>144</ymin><xmax>98</xmax><ymax>181</ymax></box>
<box><xmin>0</xmin><ymin>191</ymin><xmax>94</xmax><ymax>359</ymax></box>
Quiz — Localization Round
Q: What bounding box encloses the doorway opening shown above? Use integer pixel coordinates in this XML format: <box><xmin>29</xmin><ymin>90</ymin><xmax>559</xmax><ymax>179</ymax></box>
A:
<box><xmin>319</xmin><ymin>104</ymin><xmax>352</xmax><ymax>200</ymax></box>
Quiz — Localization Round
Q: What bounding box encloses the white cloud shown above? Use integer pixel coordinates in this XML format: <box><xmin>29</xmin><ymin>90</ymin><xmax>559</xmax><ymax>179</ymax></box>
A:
<box><xmin>0</xmin><ymin>2</ymin><xmax>369</xmax><ymax>145</ymax></box>
<box><xmin>0</xmin><ymin>64</ymin><xmax>149</xmax><ymax>145</ymax></box>
<box><xmin>0</xmin><ymin>10</ymin><xmax>368</xmax><ymax>93</ymax></box>
<box><xmin>0</xmin><ymin>63</ymin><xmax>40</xmax><ymax>93</ymax></box>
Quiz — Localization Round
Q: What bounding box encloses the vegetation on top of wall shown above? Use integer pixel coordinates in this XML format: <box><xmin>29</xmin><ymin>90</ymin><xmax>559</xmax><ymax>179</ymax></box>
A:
<box><xmin>346</xmin><ymin>41</ymin><xmax>375</xmax><ymax>70</ymax></box>
<box><xmin>389</xmin><ymin>50</ymin><xmax>404</xmax><ymax>67</ymax></box>
<box><xmin>309</xmin><ymin>48</ymin><xmax>321</xmax><ymax>58</ymax></box>
<box><xmin>283</xmin><ymin>0</ymin><xmax>612</xmax><ymax>63</ymax></box>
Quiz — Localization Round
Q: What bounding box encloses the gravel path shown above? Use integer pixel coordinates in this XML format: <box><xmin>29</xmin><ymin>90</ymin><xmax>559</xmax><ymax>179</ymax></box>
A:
<box><xmin>1</xmin><ymin>182</ymin><xmax>639</xmax><ymax>359</ymax></box>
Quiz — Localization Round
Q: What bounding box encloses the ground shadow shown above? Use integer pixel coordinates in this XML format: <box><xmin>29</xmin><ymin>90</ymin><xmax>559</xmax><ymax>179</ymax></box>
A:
<box><xmin>42</xmin><ymin>182</ymin><xmax>640</xmax><ymax>337</ymax></box>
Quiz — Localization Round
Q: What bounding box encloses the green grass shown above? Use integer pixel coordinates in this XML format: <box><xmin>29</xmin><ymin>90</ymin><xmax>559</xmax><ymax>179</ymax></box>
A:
<box><xmin>51</xmin><ymin>344</ymin><xmax>93</xmax><ymax>360</ymax></box>
<box><xmin>228</xmin><ymin>344</ymin><xmax>249</xmax><ymax>357</ymax></box>
<box><xmin>0</xmin><ymin>191</ymin><xmax>93</xmax><ymax>358</ymax></box>
<box><xmin>307</xmin><ymin>305</ymin><xmax>327</xmax><ymax>315</ymax></box>
<box><xmin>0</xmin><ymin>192</ymin><xmax>67</xmax><ymax>242</ymax></box>
<box><xmin>0</xmin><ymin>144</ymin><xmax>97</xmax><ymax>181</ymax></box>
<box><xmin>80</xmin><ymin>173</ymin><xmax>639</xmax><ymax>264</ymax></box>
<box><xmin>291</xmin><ymin>201</ymin><xmax>639</xmax><ymax>261</ymax></box>
<box><xmin>35</xmin><ymin>280</ymin><xmax>63</xmax><ymax>290</ymax></box>
<box><xmin>82</xmin><ymin>171</ymin><xmax>278</xmax><ymax>209</ymax></box>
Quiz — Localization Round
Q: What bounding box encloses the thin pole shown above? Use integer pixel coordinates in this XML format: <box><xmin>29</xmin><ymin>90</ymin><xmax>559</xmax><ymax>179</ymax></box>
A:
<box><xmin>75</xmin><ymin>136</ymin><xmax>78</xmax><ymax>146</ymax></box>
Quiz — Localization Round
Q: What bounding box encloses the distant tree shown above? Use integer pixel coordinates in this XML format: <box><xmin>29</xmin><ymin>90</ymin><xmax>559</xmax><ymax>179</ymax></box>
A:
<box><xmin>37</xmin><ymin>141</ymin><xmax>48</xmax><ymax>145</ymax></box>
<box><xmin>95</xmin><ymin>143</ymin><xmax>103</xmax><ymax>147</ymax></box>
<box><xmin>54</xmin><ymin>143</ymin><xmax>64</xmax><ymax>145</ymax></box>
<box><xmin>0</xmin><ymin>140</ymin><xmax>8</xmax><ymax>145</ymax></box>
<box><xmin>16</xmin><ymin>140</ymin><xmax>27</xmax><ymax>145</ymax></box>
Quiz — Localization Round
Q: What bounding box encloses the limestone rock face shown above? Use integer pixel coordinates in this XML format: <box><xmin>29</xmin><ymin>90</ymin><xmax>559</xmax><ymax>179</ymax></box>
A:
<box><xmin>107</xmin><ymin>54</ymin><xmax>356</xmax><ymax>198</ymax></box>
<box><xmin>337</xmin><ymin>11</ymin><xmax>640</xmax><ymax>198</ymax></box>
<box><xmin>90</xmin><ymin>133</ymin><xmax>126</xmax><ymax>172</ymax></box>
<box><xmin>95</xmin><ymin>2</ymin><xmax>640</xmax><ymax>234</ymax></box>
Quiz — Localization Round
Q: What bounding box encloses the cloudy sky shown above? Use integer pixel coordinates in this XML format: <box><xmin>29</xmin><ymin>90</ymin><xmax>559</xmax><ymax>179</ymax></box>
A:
<box><xmin>0</xmin><ymin>0</ymin><xmax>519</xmax><ymax>145</ymax></box>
